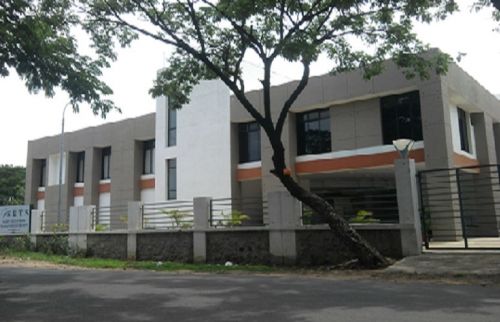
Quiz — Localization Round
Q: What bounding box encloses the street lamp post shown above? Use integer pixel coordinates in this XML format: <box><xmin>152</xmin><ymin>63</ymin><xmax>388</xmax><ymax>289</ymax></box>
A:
<box><xmin>57</xmin><ymin>102</ymin><xmax>71</xmax><ymax>226</ymax></box>
<box><xmin>392</xmin><ymin>139</ymin><xmax>415</xmax><ymax>159</ymax></box>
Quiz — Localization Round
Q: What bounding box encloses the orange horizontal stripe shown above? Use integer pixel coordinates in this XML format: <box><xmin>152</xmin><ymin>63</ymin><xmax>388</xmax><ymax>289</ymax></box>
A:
<box><xmin>295</xmin><ymin>148</ymin><xmax>425</xmax><ymax>174</ymax></box>
<box><xmin>237</xmin><ymin>167</ymin><xmax>262</xmax><ymax>181</ymax></box>
<box><xmin>99</xmin><ymin>183</ymin><xmax>111</xmax><ymax>193</ymax></box>
<box><xmin>140</xmin><ymin>178</ymin><xmax>155</xmax><ymax>189</ymax></box>
<box><xmin>36</xmin><ymin>191</ymin><xmax>45</xmax><ymax>200</ymax></box>
<box><xmin>73</xmin><ymin>186</ymin><xmax>84</xmax><ymax>197</ymax></box>
<box><xmin>453</xmin><ymin>153</ymin><xmax>479</xmax><ymax>168</ymax></box>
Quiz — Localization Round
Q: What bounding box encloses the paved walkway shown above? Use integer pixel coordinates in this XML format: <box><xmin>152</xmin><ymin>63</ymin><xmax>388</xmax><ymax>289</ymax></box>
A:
<box><xmin>384</xmin><ymin>252</ymin><xmax>500</xmax><ymax>283</ymax></box>
<box><xmin>428</xmin><ymin>237</ymin><xmax>500</xmax><ymax>248</ymax></box>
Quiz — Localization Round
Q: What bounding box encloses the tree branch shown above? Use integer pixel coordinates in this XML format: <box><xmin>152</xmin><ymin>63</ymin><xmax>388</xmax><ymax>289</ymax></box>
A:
<box><xmin>98</xmin><ymin>0</ymin><xmax>269</xmax><ymax>129</ymax></box>
<box><xmin>185</xmin><ymin>0</ymin><xmax>206</xmax><ymax>53</ymax></box>
<box><xmin>275</xmin><ymin>60</ymin><xmax>310</xmax><ymax>136</ymax></box>
<box><xmin>200</xmin><ymin>0</ymin><xmax>266</xmax><ymax>59</ymax></box>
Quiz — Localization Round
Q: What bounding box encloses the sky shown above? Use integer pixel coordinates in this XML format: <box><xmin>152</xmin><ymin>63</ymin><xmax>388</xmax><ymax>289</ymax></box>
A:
<box><xmin>1</xmin><ymin>1</ymin><xmax>499</xmax><ymax>167</ymax></box>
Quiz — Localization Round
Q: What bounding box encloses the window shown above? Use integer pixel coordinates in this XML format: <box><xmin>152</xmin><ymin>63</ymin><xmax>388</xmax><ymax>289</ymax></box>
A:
<box><xmin>39</xmin><ymin>160</ymin><xmax>46</xmax><ymax>187</ymax></box>
<box><xmin>143</xmin><ymin>140</ymin><xmax>155</xmax><ymax>175</ymax></box>
<box><xmin>101</xmin><ymin>147</ymin><xmax>111</xmax><ymax>180</ymax></box>
<box><xmin>167</xmin><ymin>101</ymin><xmax>177</xmax><ymax>146</ymax></box>
<box><xmin>238</xmin><ymin>122</ymin><xmax>261</xmax><ymax>163</ymax></box>
<box><xmin>380</xmin><ymin>91</ymin><xmax>423</xmax><ymax>144</ymax></box>
<box><xmin>457</xmin><ymin>107</ymin><xmax>470</xmax><ymax>153</ymax></box>
<box><xmin>167</xmin><ymin>159</ymin><xmax>177</xmax><ymax>200</ymax></box>
<box><xmin>76</xmin><ymin>152</ymin><xmax>85</xmax><ymax>183</ymax></box>
<box><xmin>296</xmin><ymin>108</ymin><xmax>332</xmax><ymax>155</ymax></box>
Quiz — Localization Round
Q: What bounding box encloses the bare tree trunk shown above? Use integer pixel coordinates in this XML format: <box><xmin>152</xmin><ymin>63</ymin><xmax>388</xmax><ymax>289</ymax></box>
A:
<box><xmin>268</xmin><ymin>136</ymin><xmax>389</xmax><ymax>269</ymax></box>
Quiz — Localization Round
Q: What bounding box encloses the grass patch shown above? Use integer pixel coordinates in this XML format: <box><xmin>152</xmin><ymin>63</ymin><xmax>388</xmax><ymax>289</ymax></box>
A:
<box><xmin>0</xmin><ymin>250</ymin><xmax>281</xmax><ymax>273</ymax></box>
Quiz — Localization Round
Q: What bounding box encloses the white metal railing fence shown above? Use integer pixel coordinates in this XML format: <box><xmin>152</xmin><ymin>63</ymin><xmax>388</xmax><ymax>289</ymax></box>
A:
<box><xmin>141</xmin><ymin>200</ymin><xmax>194</xmax><ymax>230</ymax></box>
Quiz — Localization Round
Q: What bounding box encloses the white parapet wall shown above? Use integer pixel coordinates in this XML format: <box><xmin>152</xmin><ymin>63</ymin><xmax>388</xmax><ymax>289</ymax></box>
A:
<box><xmin>155</xmin><ymin>79</ymin><xmax>232</xmax><ymax>202</ymax></box>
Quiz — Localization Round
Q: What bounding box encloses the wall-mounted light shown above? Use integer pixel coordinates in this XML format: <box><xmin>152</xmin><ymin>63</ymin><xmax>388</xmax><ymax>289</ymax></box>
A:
<box><xmin>393</xmin><ymin>139</ymin><xmax>414</xmax><ymax>159</ymax></box>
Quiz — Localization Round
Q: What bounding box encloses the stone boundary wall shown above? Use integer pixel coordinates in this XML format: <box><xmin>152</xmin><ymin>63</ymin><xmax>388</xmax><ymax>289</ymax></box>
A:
<box><xmin>87</xmin><ymin>233</ymin><xmax>127</xmax><ymax>260</ymax></box>
<box><xmin>17</xmin><ymin>226</ymin><xmax>402</xmax><ymax>266</ymax></box>
<box><xmin>206</xmin><ymin>231</ymin><xmax>270</xmax><ymax>264</ymax></box>
<box><xmin>137</xmin><ymin>232</ymin><xmax>193</xmax><ymax>262</ymax></box>
<box><xmin>296</xmin><ymin>229</ymin><xmax>402</xmax><ymax>266</ymax></box>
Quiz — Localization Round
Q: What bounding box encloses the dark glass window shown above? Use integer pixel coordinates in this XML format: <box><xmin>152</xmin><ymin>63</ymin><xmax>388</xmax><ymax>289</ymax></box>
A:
<box><xmin>76</xmin><ymin>152</ymin><xmax>85</xmax><ymax>183</ymax></box>
<box><xmin>238</xmin><ymin>122</ymin><xmax>261</xmax><ymax>163</ymax></box>
<box><xmin>167</xmin><ymin>102</ymin><xmax>177</xmax><ymax>146</ymax></box>
<box><xmin>101</xmin><ymin>147</ymin><xmax>111</xmax><ymax>180</ymax></box>
<box><xmin>381</xmin><ymin>91</ymin><xmax>423</xmax><ymax>144</ymax></box>
<box><xmin>143</xmin><ymin>140</ymin><xmax>155</xmax><ymax>175</ymax></box>
<box><xmin>297</xmin><ymin>108</ymin><xmax>332</xmax><ymax>155</ymax></box>
<box><xmin>457</xmin><ymin>107</ymin><xmax>470</xmax><ymax>153</ymax></box>
<box><xmin>39</xmin><ymin>160</ymin><xmax>46</xmax><ymax>187</ymax></box>
<box><xmin>167</xmin><ymin>159</ymin><xmax>177</xmax><ymax>200</ymax></box>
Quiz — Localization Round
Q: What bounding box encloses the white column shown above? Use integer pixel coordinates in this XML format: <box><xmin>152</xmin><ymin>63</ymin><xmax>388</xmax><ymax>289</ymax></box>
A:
<box><xmin>395</xmin><ymin>159</ymin><xmax>423</xmax><ymax>256</ymax></box>
<box><xmin>127</xmin><ymin>201</ymin><xmax>143</xmax><ymax>260</ymax></box>
<box><xmin>193</xmin><ymin>197</ymin><xmax>211</xmax><ymax>263</ymax></box>
<box><xmin>268</xmin><ymin>191</ymin><xmax>301</xmax><ymax>264</ymax></box>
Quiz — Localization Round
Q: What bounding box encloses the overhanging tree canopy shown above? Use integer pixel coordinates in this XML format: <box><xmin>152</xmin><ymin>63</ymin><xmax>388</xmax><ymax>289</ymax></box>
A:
<box><xmin>80</xmin><ymin>0</ymin><xmax>462</xmax><ymax>267</ymax></box>
<box><xmin>0</xmin><ymin>165</ymin><xmax>25</xmax><ymax>206</ymax></box>
<box><xmin>0</xmin><ymin>0</ymin><xmax>133</xmax><ymax>115</ymax></box>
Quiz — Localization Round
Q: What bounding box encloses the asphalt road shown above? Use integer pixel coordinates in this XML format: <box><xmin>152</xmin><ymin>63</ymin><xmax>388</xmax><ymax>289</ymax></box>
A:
<box><xmin>0</xmin><ymin>267</ymin><xmax>499</xmax><ymax>322</ymax></box>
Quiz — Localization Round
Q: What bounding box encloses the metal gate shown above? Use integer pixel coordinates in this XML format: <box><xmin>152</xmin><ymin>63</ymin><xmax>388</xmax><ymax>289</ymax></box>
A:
<box><xmin>418</xmin><ymin>164</ymin><xmax>500</xmax><ymax>250</ymax></box>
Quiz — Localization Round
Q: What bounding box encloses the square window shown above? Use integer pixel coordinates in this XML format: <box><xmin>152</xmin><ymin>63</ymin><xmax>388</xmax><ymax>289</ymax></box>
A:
<box><xmin>297</xmin><ymin>108</ymin><xmax>332</xmax><ymax>155</ymax></box>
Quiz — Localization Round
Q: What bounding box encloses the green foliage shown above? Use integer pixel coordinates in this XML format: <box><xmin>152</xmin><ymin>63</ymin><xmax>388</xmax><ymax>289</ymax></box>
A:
<box><xmin>0</xmin><ymin>165</ymin><xmax>25</xmax><ymax>205</ymax></box>
<box><xmin>219</xmin><ymin>210</ymin><xmax>250</xmax><ymax>227</ymax></box>
<box><xmin>161</xmin><ymin>209</ymin><xmax>192</xmax><ymax>229</ymax></box>
<box><xmin>301</xmin><ymin>207</ymin><xmax>314</xmax><ymax>225</ymax></box>
<box><xmin>94</xmin><ymin>223</ymin><xmax>109</xmax><ymax>232</ymax></box>
<box><xmin>0</xmin><ymin>235</ymin><xmax>33</xmax><ymax>251</ymax></box>
<box><xmin>0</xmin><ymin>251</ymin><xmax>278</xmax><ymax>273</ymax></box>
<box><xmin>350</xmin><ymin>210</ymin><xmax>380</xmax><ymax>224</ymax></box>
<box><xmin>49</xmin><ymin>223</ymin><xmax>68</xmax><ymax>233</ymax></box>
<box><xmin>0</xmin><ymin>0</ymin><xmax>120</xmax><ymax>116</ymax></box>
<box><xmin>36</xmin><ymin>234</ymin><xmax>69</xmax><ymax>255</ymax></box>
<box><xmin>473</xmin><ymin>0</ymin><xmax>500</xmax><ymax>28</ymax></box>
<box><xmin>82</xmin><ymin>0</ymin><xmax>458</xmax><ymax>112</ymax></box>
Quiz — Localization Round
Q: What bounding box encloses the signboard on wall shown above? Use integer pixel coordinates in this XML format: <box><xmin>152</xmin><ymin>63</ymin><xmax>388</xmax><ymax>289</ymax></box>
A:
<box><xmin>0</xmin><ymin>205</ymin><xmax>30</xmax><ymax>235</ymax></box>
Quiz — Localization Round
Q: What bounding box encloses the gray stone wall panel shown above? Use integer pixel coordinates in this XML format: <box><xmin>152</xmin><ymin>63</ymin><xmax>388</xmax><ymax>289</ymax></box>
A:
<box><xmin>295</xmin><ymin>229</ymin><xmax>402</xmax><ymax>266</ymax></box>
<box><xmin>87</xmin><ymin>233</ymin><xmax>127</xmax><ymax>259</ymax></box>
<box><xmin>136</xmin><ymin>232</ymin><xmax>193</xmax><ymax>263</ymax></box>
<box><xmin>206</xmin><ymin>231</ymin><xmax>270</xmax><ymax>264</ymax></box>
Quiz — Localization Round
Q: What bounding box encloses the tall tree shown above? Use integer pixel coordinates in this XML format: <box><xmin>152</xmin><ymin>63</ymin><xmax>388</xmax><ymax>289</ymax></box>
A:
<box><xmin>474</xmin><ymin>1</ymin><xmax>500</xmax><ymax>22</ymax></box>
<box><xmin>0</xmin><ymin>0</ymin><xmax>134</xmax><ymax>115</ymax></box>
<box><xmin>82</xmin><ymin>0</ymin><xmax>459</xmax><ymax>268</ymax></box>
<box><xmin>0</xmin><ymin>165</ymin><xmax>25</xmax><ymax>206</ymax></box>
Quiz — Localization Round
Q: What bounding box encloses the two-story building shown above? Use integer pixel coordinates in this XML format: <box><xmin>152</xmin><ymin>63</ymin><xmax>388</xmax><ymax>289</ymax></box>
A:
<box><xmin>25</xmin><ymin>60</ymin><xmax>500</xmax><ymax>239</ymax></box>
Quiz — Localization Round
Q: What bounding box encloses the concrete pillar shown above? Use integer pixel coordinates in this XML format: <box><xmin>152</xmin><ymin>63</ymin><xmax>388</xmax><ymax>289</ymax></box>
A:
<box><xmin>83</xmin><ymin>147</ymin><xmax>100</xmax><ymax>207</ymax></box>
<box><xmin>193</xmin><ymin>197</ymin><xmax>211</xmax><ymax>263</ymax></box>
<box><xmin>419</xmin><ymin>77</ymin><xmax>454</xmax><ymax>169</ymax></box>
<box><xmin>268</xmin><ymin>191</ymin><xmax>301</xmax><ymax>265</ymax></box>
<box><xmin>127</xmin><ymin>201</ymin><xmax>143</xmax><ymax>260</ymax></box>
<box><xmin>418</xmin><ymin>78</ymin><xmax>464</xmax><ymax>240</ymax></box>
<box><xmin>469</xmin><ymin>113</ymin><xmax>500</xmax><ymax>237</ymax></box>
<box><xmin>111</xmin><ymin>140</ymin><xmax>141</xmax><ymax>230</ymax></box>
<box><xmin>68</xmin><ymin>206</ymin><xmax>95</xmax><ymax>254</ymax></box>
<box><xmin>395</xmin><ymin>159</ymin><xmax>422</xmax><ymax>256</ymax></box>
<box><xmin>493</xmin><ymin>123</ymin><xmax>500</xmax><ymax>163</ymax></box>
<box><xmin>29</xmin><ymin>209</ymin><xmax>43</xmax><ymax>248</ymax></box>
<box><xmin>30</xmin><ymin>210</ymin><xmax>43</xmax><ymax>234</ymax></box>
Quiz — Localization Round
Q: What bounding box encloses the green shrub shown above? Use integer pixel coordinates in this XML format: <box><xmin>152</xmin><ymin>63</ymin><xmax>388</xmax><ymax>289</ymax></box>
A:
<box><xmin>95</xmin><ymin>224</ymin><xmax>109</xmax><ymax>231</ymax></box>
<box><xmin>219</xmin><ymin>210</ymin><xmax>250</xmax><ymax>227</ymax></box>
<box><xmin>350</xmin><ymin>210</ymin><xmax>380</xmax><ymax>223</ymax></box>
<box><xmin>0</xmin><ymin>235</ymin><xmax>33</xmax><ymax>252</ymax></box>
<box><xmin>37</xmin><ymin>234</ymin><xmax>69</xmax><ymax>255</ymax></box>
<box><xmin>161</xmin><ymin>209</ymin><xmax>191</xmax><ymax>229</ymax></box>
